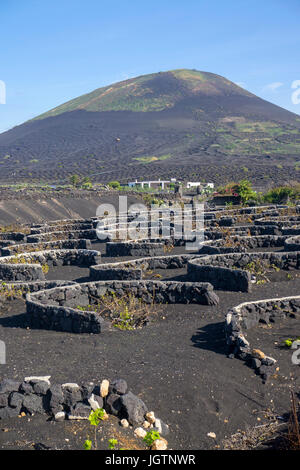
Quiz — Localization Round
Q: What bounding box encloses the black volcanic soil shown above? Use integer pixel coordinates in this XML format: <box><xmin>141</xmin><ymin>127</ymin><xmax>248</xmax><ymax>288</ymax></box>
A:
<box><xmin>0</xmin><ymin>409</ymin><xmax>147</xmax><ymax>451</ymax></box>
<box><xmin>0</xmin><ymin>191</ymin><xmax>143</xmax><ymax>225</ymax></box>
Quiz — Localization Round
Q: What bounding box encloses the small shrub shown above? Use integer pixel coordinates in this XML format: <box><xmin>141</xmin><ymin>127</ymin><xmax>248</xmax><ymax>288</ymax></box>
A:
<box><xmin>143</xmin><ymin>430</ymin><xmax>161</xmax><ymax>447</ymax></box>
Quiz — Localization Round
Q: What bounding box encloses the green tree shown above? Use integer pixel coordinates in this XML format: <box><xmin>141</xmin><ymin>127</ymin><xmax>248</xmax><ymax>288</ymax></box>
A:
<box><xmin>81</xmin><ymin>176</ymin><xmax>93</xmax><ymax>189</ymax></box>
<box><xmin>232</xmin><ymin>179</ymin><xmax>257</xmax><ymax>204</ymax></box>
<box><xmin>108</xmin><ymin>180</ymin><xmax>121</xmax><ymax>190</ymax></box>
<box><xmin>70</xmin><ymin>174</ymin><xmax>81</xmax><ymax>187</ymax></box>
<box><xmin>263</xmin><ymin>186</ymin><xmax>298</xmax><ymax>204</ymax></box>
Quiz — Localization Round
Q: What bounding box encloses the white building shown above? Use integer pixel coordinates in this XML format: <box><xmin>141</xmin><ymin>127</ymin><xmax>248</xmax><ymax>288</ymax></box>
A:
<box><xmin>128</xmin><ymin>178</ymin><xmax>177</xmax><ymax>189</ymax></box>
<box><xmin>186</xmin><ymin>182</ymin><xmax>214</xmax><ymax>190</ymax></box>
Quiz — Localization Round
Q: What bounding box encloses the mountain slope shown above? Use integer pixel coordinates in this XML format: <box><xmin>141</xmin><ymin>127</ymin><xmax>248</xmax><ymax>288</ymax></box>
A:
<box><xmin>33</xmin><ymin>69</ymin><xmax>255</xmax><ymax>117</ymax></box>
<box><xmin>0</xmin><ymin>69</ymin><xmax>300</xmax><ymax>184</ymax></box>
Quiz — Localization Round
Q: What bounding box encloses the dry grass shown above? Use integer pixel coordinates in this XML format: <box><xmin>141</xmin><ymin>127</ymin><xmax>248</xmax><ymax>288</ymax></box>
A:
<box><xmin>0</xmin><ymin>223</ymin><xmax>30</xmax><ymax>234</ymax></box>
<box><xmin>223</xmin><ymin>393</ymin><xmax>300</xmax><ymax>450</ymax></box>
<box><xmin>78</xmin><ymin>291</ymin><xmax>158</xmax><ymax>330</ymax></box>
<box><xmin>222</xmin><ymin>409</ymin><xmax>284</xmax><ymax>450</ymax></box>
<box><xmin>286</xmin><ymin>391</ymin><xmax>300</xmax><ymax>450</ymax></box>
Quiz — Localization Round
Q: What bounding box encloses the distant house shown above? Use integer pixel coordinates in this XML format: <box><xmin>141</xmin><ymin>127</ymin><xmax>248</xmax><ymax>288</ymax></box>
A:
<box><xmin>186</xmin><ymin>182</ymin><xmax>214</xmax><ymax>191</ymax></box>
<box><xmin>128</xmin><ymin>178</ymin><xmax>177</xmax><ymax>190</ymax></box>
<box><xmin>186</xmin><ymin>182</ymin><xmax>201</xmax><ymax>189</ymax></box>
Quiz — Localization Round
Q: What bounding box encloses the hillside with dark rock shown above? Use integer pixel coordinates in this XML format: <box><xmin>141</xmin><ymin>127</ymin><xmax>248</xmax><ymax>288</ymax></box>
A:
<box><xmin>0</xmin><ymin>69</ymin><xmax>300</xmax><ymax>185</ymax></box>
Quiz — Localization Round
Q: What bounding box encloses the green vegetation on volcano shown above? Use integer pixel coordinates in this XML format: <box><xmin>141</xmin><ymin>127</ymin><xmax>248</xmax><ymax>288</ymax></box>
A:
<box><xmin>33</xmin><ymin>69</ymin><xmax>254</xmax><ymax>120</ymax></box>
<box><xmin>206</xmin><ymin>119</ymin><xmax>300</xmax><ymax>156</ymax></box>
<box><xmin>134</xmin><ymin>154</ymin><xmax>172</xmax><ymax>163</ymax></box>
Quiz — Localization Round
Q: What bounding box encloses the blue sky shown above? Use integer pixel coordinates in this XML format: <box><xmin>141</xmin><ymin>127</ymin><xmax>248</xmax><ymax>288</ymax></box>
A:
<box><xmin>0</xmin><ymin>0</ymin><xmax>300</xmax><ymax>133</ymax></box>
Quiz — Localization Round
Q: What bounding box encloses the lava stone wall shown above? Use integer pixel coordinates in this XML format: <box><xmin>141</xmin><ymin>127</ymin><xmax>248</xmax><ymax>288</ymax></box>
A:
<box><xmin>90</xmin><ymin>253</ymin><xmax>204</xmax><ymax>281</ymax></box>
<box><xmin>27</xmin><ymin>229</ymin><xmax>97</xmax><ymax>243</ymax></box>
<box><xmin>1</xmin><ymin>249</ymin><xmax>101</xmax><ymax>268</ymax></box>
<box><xmin>284</xmin><ymin>236</ymin><xmax>300</xmax><ymax>252</ymax></box>
<box><xmin>0</xmin><ymin>263</ymin><xmax>44</xmax><ymax>282</ymax></box>
<box><xmin>225</xmin><ymin>295</ymin><xmax>300</xmax><ymax>382</ymax></box>
<box><xmin>0</xmin><ymin>280</ymin><xmax>75</xmax><ymax>301</ymax></box>
<box><xmin>0</xmin><ymin>376</ymin><xmax>164</xmax><ymax>432</ymax></box>
<box><xmin>30</xmin><ymin>222</ymin><xmax>93</xmax><ymax>235</ymax></box>
<box><xmin>187</xmin><ymin>251</ymin><xmax>300</xmax><ymax>292</ymax></box>
<box><xmin>26</xmin><ymin>280</ymin><xmax>219</xmax><ymax>333</ymax></box>
<box><xmin>0</xmin><ymin>232</ymin><xmax>27</xmax><ymax>242</ymax></box>
<box><xmin>106</xmin><ymin>241</ymin><xmax>165</xmax><ymax>257</ymax></box>
<box><xmin>1</xmin><ymin>239</ymin><xmax>92</xmax><ymax>256</ymax></box>
<box><xmin>0</xmin><ymin>249</ymin><xmax>101</xmax><ymax>282</ymax></box>
<box><xmin>199</xmin><ymin>235</ymin><xmax>287</xmax><ymax>255</ymax></box>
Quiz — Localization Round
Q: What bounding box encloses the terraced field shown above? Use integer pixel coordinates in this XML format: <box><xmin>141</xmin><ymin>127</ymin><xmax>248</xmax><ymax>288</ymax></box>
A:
<box><xmin>0</xmin><ymin>203</ymin><xmax>299</xmax><ymax>450</ymax></box>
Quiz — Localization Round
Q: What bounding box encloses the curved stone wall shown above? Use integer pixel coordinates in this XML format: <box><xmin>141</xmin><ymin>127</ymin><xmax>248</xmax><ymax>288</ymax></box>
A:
<box><xmin>199</xmin><ymin>234</ymin><xmax>287</xmax><ymax>255</ymax></box>
<box><xmin>0</xmin><ymin>249</ymin><xmax>101</xmax><ymax>282</ymax></box>
<box><xmin>187</xmin><ymin>251</ymin><xmax>300</xmax><ymax>292</ymax></box>
<box><xmin>26</xmin><ymin>279</ymin><xmax>219</xmax><ymax>333</ymax></box>
<box><xmin>90</xmin><ymin>253</ymin><xmax>204</xmax><ymax>281</ymax></box>
<box><xmin>27</xmin><ymin>229</ymin><xmax>97</xmax><ymax>243</ymax></box>
<box><xmin>106</xmin><ymin>241</ymin><xmax>165</xmax><ymax>257</ymax></box>
<box><xmin>1</xmin><ymin>239</ymin><xmax>92</xmax><ymax>256</ymax></box>
<box><xmin>30</xmin><ymin>222</ymin><xmax>93</xmax><ymax>235</ymax></box>
<box><xmin>225</xmin><ymin>295</ymin><xmax>300</xmax><ymax>382</ymax></box>
<box><xmin>284</xmin><ymin>235</ymin><xmax>300</xmax><ymax>252</ymax></box>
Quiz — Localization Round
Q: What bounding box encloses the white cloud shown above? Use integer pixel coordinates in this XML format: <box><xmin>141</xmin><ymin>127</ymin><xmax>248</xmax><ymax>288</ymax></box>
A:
<box><xmin>262</xmin><ymin>82</ymin><xmax>284</xmax><ymax>93</ymax></box>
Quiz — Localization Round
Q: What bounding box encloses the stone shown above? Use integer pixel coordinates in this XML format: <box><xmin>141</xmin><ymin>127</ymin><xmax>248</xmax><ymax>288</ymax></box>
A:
<box><xmin>33</xmin><ymin>381</ymin><xmax>50</xmax><ymax>395</ymax></box>
<box><xmin>120</xmin><ymin>418</ymin><xmax>129</xmax><ymax>428</ymax></box>
<box><xmin>62</xmin><ymin>383</ymin><xmax>82</xmax><ymax>408</ymax></box>
<box><xmin>145</xmin><ymin>411</ymin><xmax>156</xmax><ymax>424</ymax></box>
<box><xmin>61</xmin><ymin>383</ymin><xmax>80</xmax><ymax>390</ymax></box>
<box><xmin>151</xmin><ymin>438</ymin><xmax>168</xmax><ymax>450</ymax></box>
<box><xmin>153</xmin><ymin>418</ymin><xmax>170</xmax><ymax>436</ymax></box>
<box><xmin>143</xmin><ymin>420</ymin><xmax>151</xmax><ymax>429</ymax></box>
<box><xmin>252</xmin><ymin>349</ymin><xmax>265</xmax><ymax>360</ymax></box>
<box><xmin>88</xmin><ymin>394</ymin><xmax>103</xmax><ymax>411</ymax></box>
<box><xmin>49</xmin><ymin>384</ymin><xmax>64</xmax><ymax>414</ymax></box>
<box><xmin>100</xmin><ymin>379</ymin><xmax>109</xmax><ymax>398</ymax></box>
<box><xmin>25</xmin><ymin>376</ymin><xmax>51</xmax><ymax>385</ymax></box>
<box><xmin>250</xmin><ymin>358</ymin><xmax>261</xmax><ymax>370</ymax></box>
<box><xmin>105</xmin><ymin>393</ymin><xmax>122</xmax><ymax>416</ymax></box>
<box><xmin>22</xmin><ymin>394</ymin><xmax>44</xmax><ymax>415</ymax></box>
<box><xmin>0</xmin><ymin>379</ymin><xmax>20</xmax><ymax>394</ymax></box>
<box><xmin>204</xmin><ymin>291</ymin><xmax>219</xmax><ymax>306</ymax></box>
<box><xmin>134</xmin><ymin>427</ymin><xmax>147</xmax><ymax>439</ymax></box>
<box><xmin>81</xmin><ymin>382</ymin><xmax>95</xmax><ymax>401</ymax></box>
<box><xmin>262</xmin><ymin>356</ymin><xmax>277</xmax><ymax>366</ymax></box>
<box><xmin>120</xmin><ymin>391</ymin><xmax>148</xmax><ymax>425</ymax></box>
<box><xmin>9</xmin><ymin>392</ymin><xmax>24</xmax><ymax>409</ymax></box>
<box><xmin>109</xmin><ymin>378</ymin><xmax>127</xmax><ymax>396</ymax></box>
<box><xmin>19</xmin><ymin>382</ymin><xmax>34</xmax><ymax>395</ymax></box>
<box><xmin>0</xmin><ymin>406</ymin><xmax>20</xmax><ymax>419</ymax></box>
<box><xmin>54</xmin><ymin>411</ymin><xmax>66</xmax><ymax>422</ymax></box>
<box><xmin>0</xmin><ymin>394</ymin><xmax>8</xmax><ymax>408</ymax></box>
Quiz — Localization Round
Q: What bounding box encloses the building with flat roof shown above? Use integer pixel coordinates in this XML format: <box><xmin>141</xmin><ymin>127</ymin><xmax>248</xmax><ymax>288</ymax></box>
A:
<box><xmin>127</xmin><ymin>178</ymin><xmax>177</xmax><ymax>189</ymax></box>
<box><xmin>186</xmin><ymin>182</ymin><xmax>214</xmax><ymax>190</ymax></box>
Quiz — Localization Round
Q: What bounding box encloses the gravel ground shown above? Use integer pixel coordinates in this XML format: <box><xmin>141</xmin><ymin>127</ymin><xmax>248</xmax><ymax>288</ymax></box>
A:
<box><xmin>0</xmin><ymin>270</ymin><xmax>299</xmax><ymax>450</ymax></box>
